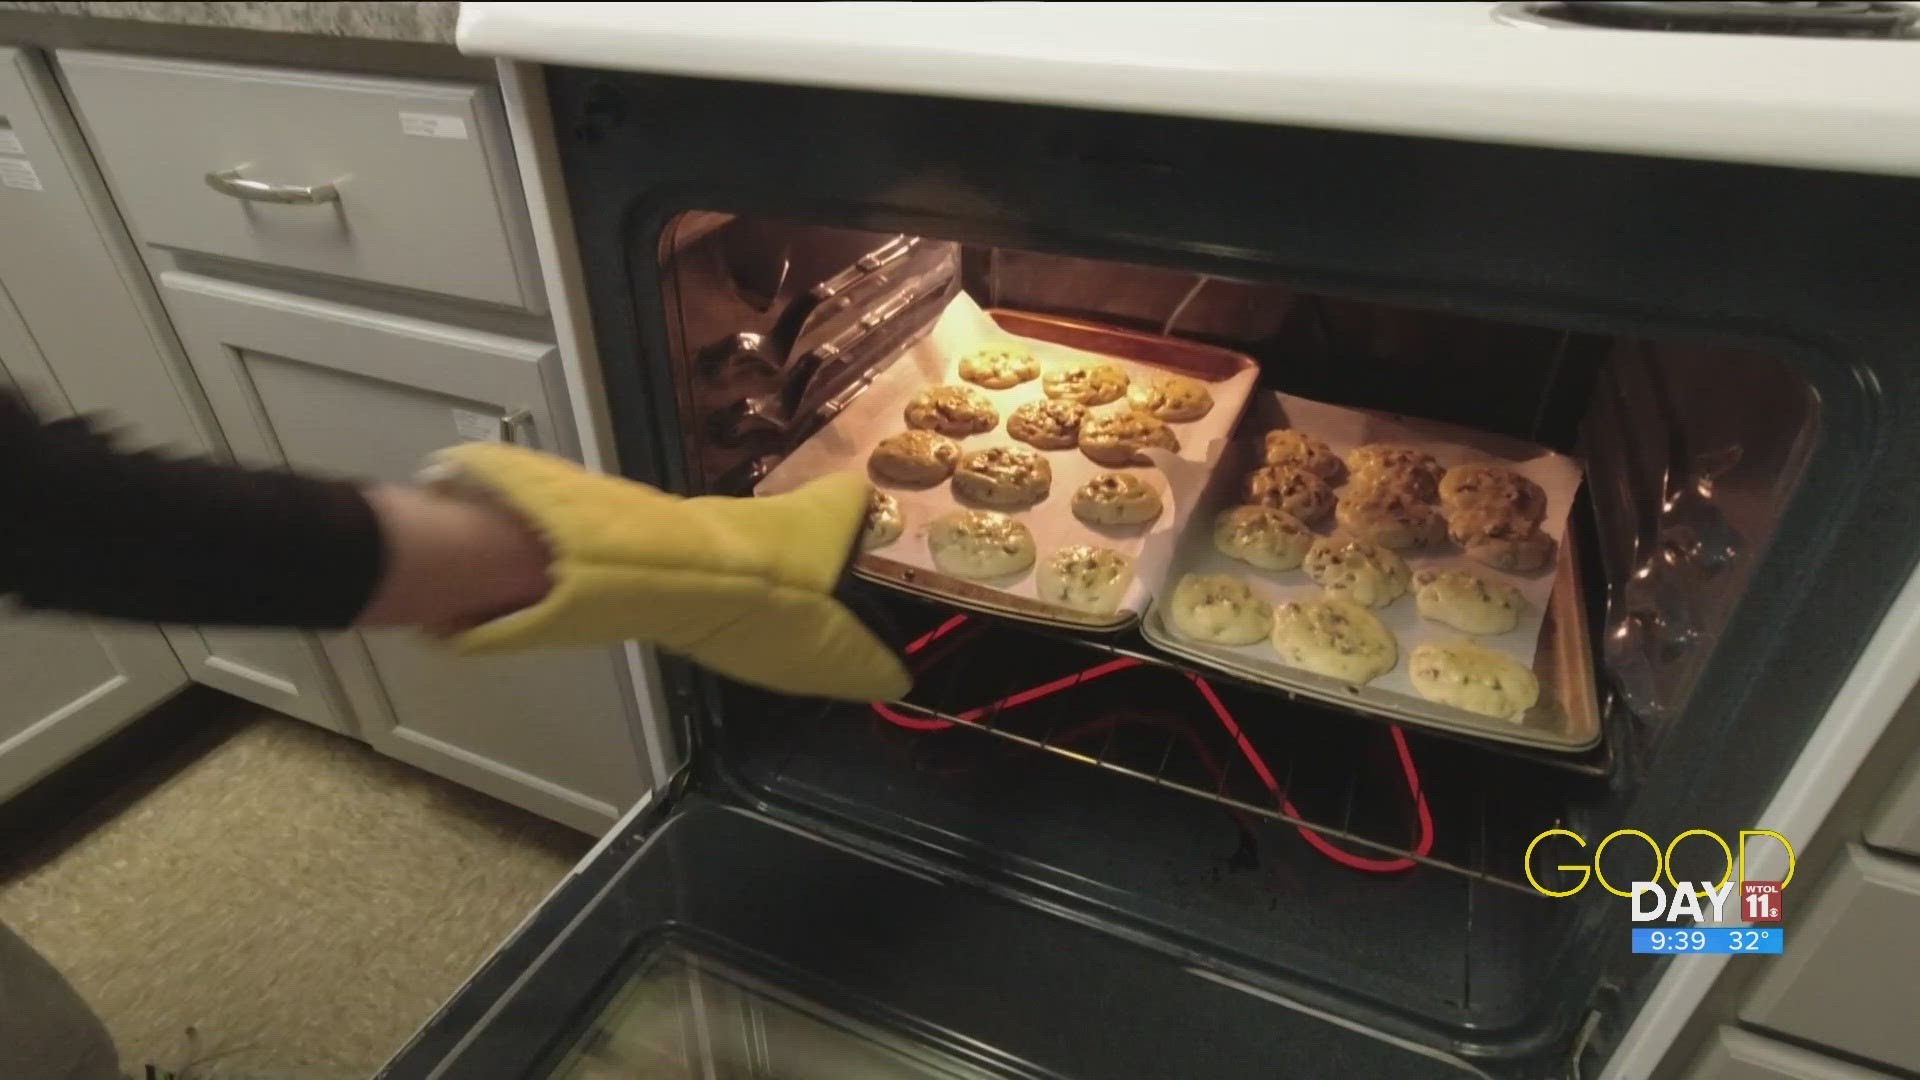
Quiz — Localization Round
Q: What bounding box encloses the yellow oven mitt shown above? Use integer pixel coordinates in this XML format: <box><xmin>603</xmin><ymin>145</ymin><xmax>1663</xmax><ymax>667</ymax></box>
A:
<box><xmin>421</xmin><ymin>442</ymin><xmax>910</xmax><ymax>703</ymax></box>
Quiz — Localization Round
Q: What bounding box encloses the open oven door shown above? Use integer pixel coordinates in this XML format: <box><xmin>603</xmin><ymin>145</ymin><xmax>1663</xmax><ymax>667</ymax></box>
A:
<box><xmin>377</xmin><ymin>772</ymin><xmax>1487</xmax><ymax>1080</ymax></box>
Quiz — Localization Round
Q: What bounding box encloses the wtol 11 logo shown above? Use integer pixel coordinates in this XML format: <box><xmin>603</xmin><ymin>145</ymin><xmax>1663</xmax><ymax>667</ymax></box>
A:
<box><xmin>1525</xmin><ymin>830</ymin><xmax>1793</xmax><ymax>956</ymax></box>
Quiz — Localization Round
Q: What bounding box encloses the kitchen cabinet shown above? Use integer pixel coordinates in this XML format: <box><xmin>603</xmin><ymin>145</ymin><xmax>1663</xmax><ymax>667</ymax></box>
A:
<box><xmin>1685</xmin><ymin>1028</ymin><xmax>1894</xmax><ymax>1079</ymax></box>
<box><xmin>0</xmin><ymin>611</ymin><xmax>189</xmax><ymax>804</ymax></box>
<box><xmin>158</xmin><ymin>270</ymin><xmax>647</xmax><ymax>833</ymax></box>
<box><xmin>1865</xmin><ymin>751</ymin><xmax>1920</xmax><ymax>859</ymax></box>
<box><xmin>0</xmin><ymin>43</ymin><xmax>356</xmax><ymax>736</ymax></box>
<box><xmin>0</xmin><ymin>45</ymin><xmax>214</xmax><ymax>455</ymax></box>
<box><xmin>0</xmin><ymin>288</ymin><xmax>187</xmax><ymax>804</ymax></box>
<box><xmin>41</xmin><ymin>45</ymin><xmax>649</xmax><ymax>828</ymax></box>
<box><xmin>1743</xmin><ymin>844</ymin><xmax>1920</xmax><ymax>1073</ymax></box>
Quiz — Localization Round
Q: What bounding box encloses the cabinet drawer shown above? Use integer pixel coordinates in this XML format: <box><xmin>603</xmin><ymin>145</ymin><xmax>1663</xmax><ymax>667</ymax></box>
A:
<box><xmin>156</xmin><ymin>270</ymin><xmax>574</xmax><ymax>468</ymax></box>
<box><xmin>1687</xmin><ymin>1028</ymin><xmax>1894</xmax><ymax>1080</ymax></box>
<box><xmin>1743</xmin><ymin>845</ymin><xmax>1920</xmax><ymax>1073</ymax></box>
<box><xmin>57</xmin><ymin>50</ymin><xmax>542</xmax><ymax>310</ymax></box>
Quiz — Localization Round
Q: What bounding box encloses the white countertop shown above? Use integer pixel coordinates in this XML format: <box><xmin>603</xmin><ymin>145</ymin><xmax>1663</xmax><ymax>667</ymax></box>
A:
<box><xmin>460</xmin><ymin>1</ymin><xmax>1920</xmax><ymax>177</ymax></box>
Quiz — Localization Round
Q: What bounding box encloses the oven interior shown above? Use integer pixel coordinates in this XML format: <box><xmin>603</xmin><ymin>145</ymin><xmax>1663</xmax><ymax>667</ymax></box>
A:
<box><xmin>648</xmin><ymin>213</ymin><xmax>1818</xmax><ymax>1056</ymax></box>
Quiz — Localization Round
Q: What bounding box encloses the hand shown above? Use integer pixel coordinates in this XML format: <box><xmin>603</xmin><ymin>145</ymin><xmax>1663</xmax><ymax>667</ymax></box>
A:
<box><xmin>412</xmin><ymin>444</ymin><xmax>911</xmax><ymax>703</ymax></box>
<box><xmin>356</xmin><ymin>483</ymin><xmax>554</xmax><ymax>633</ymax></box>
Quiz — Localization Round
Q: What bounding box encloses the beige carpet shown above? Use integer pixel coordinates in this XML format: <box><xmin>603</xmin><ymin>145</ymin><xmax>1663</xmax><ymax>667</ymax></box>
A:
<box><xmin>0</xmin><ymin>699</ymin><xmax>591</xmax><ymax>1079</ymax></box>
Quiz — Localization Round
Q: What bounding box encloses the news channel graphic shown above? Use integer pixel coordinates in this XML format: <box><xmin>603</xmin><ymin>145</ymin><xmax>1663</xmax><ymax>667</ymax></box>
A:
<box><xmin>1522</xmin><ymin>829</ymin><xmax>1792</xmax><ymax>956</ymax></box>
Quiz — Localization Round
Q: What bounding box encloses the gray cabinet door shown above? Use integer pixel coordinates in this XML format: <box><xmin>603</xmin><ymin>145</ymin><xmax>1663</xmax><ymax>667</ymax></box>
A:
<box><xmin>0</xmin><ymin>611</ymin><xmax>189</xmax><ymax>804</ymax></box>
<box><xmin>0</xmin><ymin>287</ymin><xmax>188</xmax><ymax>804</ymax></box>
<box><xmin>1743</xmin><ymin>844</ymin><xmax>1920</xmax><ymax>1073</ymax></box>
<box><xmin>165</xmin><ymin>627</ymin><xmax>357</xmax><ymax>734</ymax></box>
<box><xmin>0</xmin><ymin>45</ymin><xmax>218</xmax><ymax>457</ymax></box>
<box><xmin>158</xmin><ymin>270</ymin><xmax>648</xmax><ymax>833</ymax></box>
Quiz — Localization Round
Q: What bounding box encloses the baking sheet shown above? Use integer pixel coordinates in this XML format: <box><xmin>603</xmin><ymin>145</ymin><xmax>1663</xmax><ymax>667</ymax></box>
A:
<box><xmin>756</xmin><ymin>292</ymin><xmax>1259</xmax><ymax>628</ymax></box>
<box><xmin>1144</xmin><ymin>392</ymin><xmax>1599</xmax><ymax>750</ymax></box>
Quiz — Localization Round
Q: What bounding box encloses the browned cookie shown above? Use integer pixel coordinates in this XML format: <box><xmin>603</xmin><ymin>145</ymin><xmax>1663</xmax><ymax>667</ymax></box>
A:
<box><xmin>1126</xmin><ymin>374</ymin><xmax>1214</xmax><ymax>422</ymax></box>
<box><xmin>1346</xmin><ymin>443</ymin><xmax>1444</xmax><ymax>503</ymax></box>
<box><xmin>1335</xmin><ymin>487</ymin><xmax>1447</xmax><ymax>550</ymax></box>
<box><xmin>1440</xmin><ymin>462</ymin><xmax>1548</xmax><ymax>526</ymax></box>
<box><xmin>903</xmin><ymin>384</ymin><xmax>998</xmax><ymax>438</ymax></box>
<box><xmin>1006</xmin><ymin>399</ymin><xmax>1087</xmax><ymax>450</ymax></box>
<box><xmin>1080</xmin><ymin>409</ymin><xmax>1179</xmax><ymax>467</ymax></box>
<box><xmin>958</xmin><ymin>346</ymin><xmax>1040</xmax><ymax>389</ymax></box>
<box><xmin>1244</xmin><ymin>464</ymin><xmax>1335</xmax><ymax>527</ymax></box>
<box><xmin>869</xmin><ymin>430</ymin><xmax>961</xmax><ymax>486</ymax></box>
<box><xmin>1043</xmin><ymin>361</ymin><xmax>1130</xmax><ymax>406</ymax></box>
<box><xmin>952</xmin><ymin>445</ymin><xmax>1053</xmax><ymax>508</ymax></box>
<box><xmin>1263</xmin><ymin>429</ymin><xmax>1344</xmax><ymax>481</ymax></box>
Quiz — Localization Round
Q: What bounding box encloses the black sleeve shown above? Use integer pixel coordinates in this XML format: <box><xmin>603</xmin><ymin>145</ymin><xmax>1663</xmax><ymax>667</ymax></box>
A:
<box><xmin>0</xmin><ymin>390</ymin><xmax>386</xmax><ymax>628</ymax></box>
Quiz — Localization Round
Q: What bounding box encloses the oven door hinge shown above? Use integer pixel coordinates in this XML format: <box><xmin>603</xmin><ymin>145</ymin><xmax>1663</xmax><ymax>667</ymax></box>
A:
<box><xmin>1566</xmin><ymin>981</ymin><xmax>1626</xmax><ymax>1080</ymax></box>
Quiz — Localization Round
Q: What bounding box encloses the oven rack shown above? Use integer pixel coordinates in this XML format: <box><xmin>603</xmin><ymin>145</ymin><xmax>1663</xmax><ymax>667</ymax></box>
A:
<box><xmin>869</xmin><ymin>610</ymin><xmax>1578</xmax><ymax>896</ymax></box>
<box><xmin>1033</xmin><ymin>619</ymin><xmax>1617</xmax><ymax>777</ymax></box>
<box><xmin>859</xmin><ymin>581</ymin><xmax>1619</xmax><ymax>778</ymax></box>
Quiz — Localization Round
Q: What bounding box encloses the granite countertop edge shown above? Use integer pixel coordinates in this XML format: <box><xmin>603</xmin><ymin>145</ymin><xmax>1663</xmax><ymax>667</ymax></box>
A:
<box><xmin>0</xmin><ymin>2</ymin><xmax>461</xmax><ymax>45</ymax></box>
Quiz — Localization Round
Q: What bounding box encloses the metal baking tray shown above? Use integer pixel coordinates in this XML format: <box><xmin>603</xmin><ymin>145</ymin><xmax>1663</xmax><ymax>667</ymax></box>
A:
<box><xmin>1141</xmin><ymin>398</ymin><xmax>1602</xmax><ymax>753</ymax></box>
<box><xmin>758</xmin><ymin>294</ymin><xmax>1259</xmax><ymax>632</ymax></box>
<box><xmin>854</xmin><ymin>306</ymin><xmax>1261</xmax><ymax>631</ymax></box>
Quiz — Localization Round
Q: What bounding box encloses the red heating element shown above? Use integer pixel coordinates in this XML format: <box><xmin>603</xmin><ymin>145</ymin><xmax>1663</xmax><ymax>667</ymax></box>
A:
<box><xmin>871</xmin><ymin>615</ymin><xmax>1435</xmax><ymax>874</ymax></box>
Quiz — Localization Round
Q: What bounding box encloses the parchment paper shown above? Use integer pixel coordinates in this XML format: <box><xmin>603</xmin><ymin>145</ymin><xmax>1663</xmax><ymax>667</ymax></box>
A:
<box><xmin>1150</xmin><ymin>392</ymin><xmax>1586</xmax><ymax>717</ymax></box>
<box><xmin>756</xmin><ymin>292</ymin><xmax>1259</xmax><ymax>622</ymax></box>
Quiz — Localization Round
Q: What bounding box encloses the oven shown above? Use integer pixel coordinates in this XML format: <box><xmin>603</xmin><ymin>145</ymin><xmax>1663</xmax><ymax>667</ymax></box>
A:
<box><xmin>384</xmin><ymin>4</ymin><xmax>1920</xmax><ymax>1078</ymax></box>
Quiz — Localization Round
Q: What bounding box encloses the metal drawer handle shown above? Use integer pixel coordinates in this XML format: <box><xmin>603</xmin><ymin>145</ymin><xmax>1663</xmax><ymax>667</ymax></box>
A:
<box><xmin>499</xmin><ymin>408</ymin><xmax>537</xmax><ymax>448</ymax></box>
<box><xmin>205</xmin><ymin>167</ymin><xmax>340</xmax><ymax>205</ymax></box>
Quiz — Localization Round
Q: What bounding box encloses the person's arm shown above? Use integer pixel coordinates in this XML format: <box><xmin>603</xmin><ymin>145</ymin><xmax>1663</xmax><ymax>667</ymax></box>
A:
<box><xmin>0</xmin><ymin>390</ymin><xmax>548</xmax><ymax>630</ymax></box>
<box><xmin>3</xmin><ymin>388</ymin><xmax>908</xmax><ymax>701</ymax></box>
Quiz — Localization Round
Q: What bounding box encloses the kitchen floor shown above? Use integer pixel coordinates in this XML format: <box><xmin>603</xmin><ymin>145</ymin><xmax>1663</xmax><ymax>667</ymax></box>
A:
<box><xmin>0</xmin><ymin>693</ymin><xmax>591</xmax><ymax>1079</ymax></box>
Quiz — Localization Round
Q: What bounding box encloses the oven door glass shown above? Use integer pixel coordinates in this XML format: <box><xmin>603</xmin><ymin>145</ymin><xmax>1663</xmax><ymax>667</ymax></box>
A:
<box><xmin>379</xmin><ymin>790</ymin><xmax>1482</xmax><ymax>1080</ymax></box>
<box><xmin>548</xmin><ymin>946</ymin><xmax>999</xmax><ymax>1080</ymax></box>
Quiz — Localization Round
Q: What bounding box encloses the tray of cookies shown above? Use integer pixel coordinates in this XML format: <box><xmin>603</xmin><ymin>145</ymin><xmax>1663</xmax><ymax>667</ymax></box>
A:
<box><xmin>1140</xmin><ymin>392</ymin><xmax>1602</xmax><ymax>752</ymax></box>
<box><xmin>755</xmin><ymin>291</ymin><xmax>1260</xmax><ymax>630</ymax></box>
